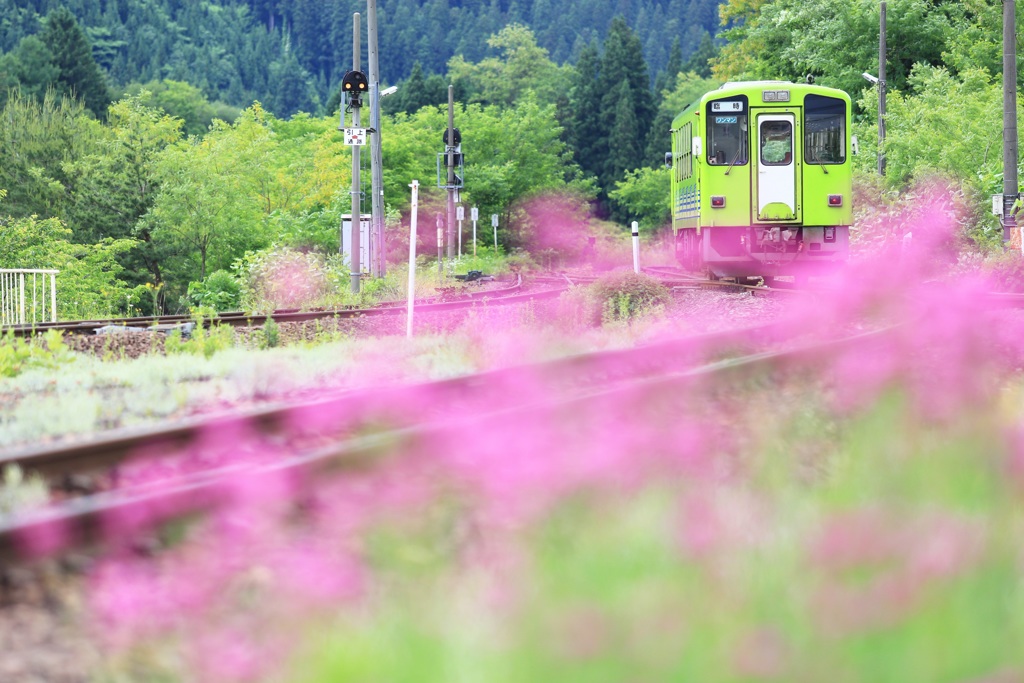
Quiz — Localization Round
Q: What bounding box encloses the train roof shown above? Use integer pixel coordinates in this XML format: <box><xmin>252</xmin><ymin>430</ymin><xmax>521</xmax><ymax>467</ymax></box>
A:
<box><xmin>672</xmin><ymin>80</ymin><xmax>851</xmax><ymax>128</ymax></box>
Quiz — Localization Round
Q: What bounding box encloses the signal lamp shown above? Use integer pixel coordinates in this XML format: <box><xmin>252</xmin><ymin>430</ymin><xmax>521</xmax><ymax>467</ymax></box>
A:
<box><xmin>828</xmin><ymin>194</ymin><xmax>843</xmax><ymax>207</ymax></box>
<box><xmin>711</xmin><ymin>195</ymin><xmax>726</xmax><ymax>208</ymax></box>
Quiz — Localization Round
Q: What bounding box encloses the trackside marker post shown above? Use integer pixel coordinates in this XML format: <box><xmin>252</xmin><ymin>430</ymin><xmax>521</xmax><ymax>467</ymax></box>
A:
<box><xmin>407</xmin><ymin>180</ymin><xmax>419</xmax><ymax>338</ymax></box>
<box><xmin>492</xmin><ymin>214</ymin><xmax>499</xmax><ymax>252</ymax></box>
<box><xmin>457</xmin><ymin>205</ymin><xmax>464</xmax><ymax>256</ymax></box>
<box><xmin>632</xmin><ymin>221</ymin><xmax>640</xmax><ymax>273</ymax></box>
<box><xmin>471</xmin><ymin>206</ymin><xmax>479</xmax><ymax>256</ymax></box>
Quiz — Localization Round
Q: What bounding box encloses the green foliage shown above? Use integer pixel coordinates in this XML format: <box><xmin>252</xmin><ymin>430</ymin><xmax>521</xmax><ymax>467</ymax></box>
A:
<box><xmin>713</xmin><ymin>0</ymin><xmax>974</xmax><ymax>99</ymax></box>
<box><xmin>38</xmin><ymin>7</ymin><xmax>111</xmax><ymax>118</ymax></box>
<box><xmin>165</xmin><ymin>313</ymin><xmax>235</xmax><ymax>359</ymax></box>
<box><xmin>567</xmin><ymin>271</ymin><xmax>670</xmax><ymax>325</ymax></box>
<box><xmin>183</xmin><ymin>270</ymin><xmax>242</xmax><ymax>312</ymax></box>
<box><xmin>0</xmin><ymin>212</ymin><xmax>136</xmax><ymax>319</ymax></box>
<box><xmin>609</xmin><ymin>167</ymin><xmax>671</xmax><ymax>235</ymax></box>
<box><xmin>123</xmin><ymin>80</ymin><xmax>240</xmax><ymax>136</ymax></box>
<box><xmin>233</xmin><ymin>245</ymin><xmax>346</xmax><ymax>313</ymax></box>
<box><xmin>259</xmin><ymin>315</ymin><xmax>281</xmax><ymax>349</ymax></box>
<box><xmin>854</xmin><ymin>65</ymin><xmax>1009</xmax><ymax>242</ymax></box>
<box><xmin>447</xmin><ymin>24</ymin><xmax>572</xmax><ymax>109</ymax></box>
<box><xmin>0</xmin><ymin>89</ymin><xmax>98</xmax><ymax>221</ymax></box>
<box><xmin>0</xmin><ymin>330</ymin><xmax>75</xmax><ymax>378</ymax></box>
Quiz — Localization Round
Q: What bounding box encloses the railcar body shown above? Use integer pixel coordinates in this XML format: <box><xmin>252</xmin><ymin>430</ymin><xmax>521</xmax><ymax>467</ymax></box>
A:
<box><xmin>669</xmin><ymin>81</ymin><xmax>853</xmax><ymax>280</ymax></box>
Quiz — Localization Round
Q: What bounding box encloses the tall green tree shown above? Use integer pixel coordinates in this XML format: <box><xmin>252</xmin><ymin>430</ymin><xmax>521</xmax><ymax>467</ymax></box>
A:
<box><xmin>63</xmin><ymin>95</ymin><xmax>184</xmax><ymax>296</ymax></box>
<box><xmin>39</xmin><ymin>7</ymin><xmax>111</xmax><ymax>118</ymax></box>
<box><xmin>0</xmin><ymin>35</ymin><xmax>59</xmax><ymax>107</ymax></box>
<box><xmin>567</xmin><ymin>40</ymin><xmax>606</xmax><ymax>187</ymax></box>
<box><xmin>0</xmin><ymin>89</ymin><xmax>97</xmax><ymax>222</ymax></box>
<box><xmin>681</xmin><ymin>31</ymin><xmax>717</xmax><ymax>78</ymax></box>
<box><xmin>447</xmin><ymin>23</ymin><xmax>572</xmax><ymax>108</ymax></box>
<box><xmin>599</xmin><ymin>17</ymin><xmax>654</xmax><ymax>191</ymax></box>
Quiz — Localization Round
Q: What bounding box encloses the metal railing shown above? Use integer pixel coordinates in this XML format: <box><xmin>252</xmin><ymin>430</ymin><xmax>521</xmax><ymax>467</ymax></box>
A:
<box><xmin>1</xmin><ymin>269</ymin><xmax>58</xmax><ymax>327</ymax></box>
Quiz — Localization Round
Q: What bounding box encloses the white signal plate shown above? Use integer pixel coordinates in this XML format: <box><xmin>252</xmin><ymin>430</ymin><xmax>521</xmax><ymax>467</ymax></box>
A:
<box><xmin>344</xmin><ymin>128</ymin><xmax>367</xmax><ymax>146</ymax></box>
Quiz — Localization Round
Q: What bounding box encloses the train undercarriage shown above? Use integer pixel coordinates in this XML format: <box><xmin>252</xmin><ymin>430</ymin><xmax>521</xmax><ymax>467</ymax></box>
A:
<box><xmin>674</xmin><ymin>225</ymin><xmax>850</xmax><ymax>281</ymax></box>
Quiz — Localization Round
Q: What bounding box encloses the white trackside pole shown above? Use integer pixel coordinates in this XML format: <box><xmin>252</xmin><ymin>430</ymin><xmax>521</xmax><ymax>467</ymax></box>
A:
<box><xmin>407</xmin><ymin>180</ymin><xmax>419</xmax><ymax>338</ymax></box>
<box><xmin>631</xmin><ymin>221</ymin><xmax>640</xmax><ymax>273</ymax></box>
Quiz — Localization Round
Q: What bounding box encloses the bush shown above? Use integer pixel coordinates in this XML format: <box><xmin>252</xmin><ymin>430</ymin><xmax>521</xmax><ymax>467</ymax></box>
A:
<box><xmin>565</xmin><ymin>271</ymin><xmax>671</xmax><ymax>326</ymax></box>
<box><xmin>594</xmin><ymin>272</ymin><xmax>669</xmax><ymax>322</ymax></box>
<box><xmin>233</xmin><ymin>246</ymin><xmax>344</xmax><ymax>313</ymax></box>
<box><xmin>182</xmin><ymin>270</ymin><xmax>242</xmax><ymax>312</ymax></box>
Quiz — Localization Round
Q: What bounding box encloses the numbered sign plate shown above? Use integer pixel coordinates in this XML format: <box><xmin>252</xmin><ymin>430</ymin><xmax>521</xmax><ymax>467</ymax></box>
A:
<box><xmin>344</xmin><ymin>128</ymin><xmax>367</xmax><ymax>146</ymax></box>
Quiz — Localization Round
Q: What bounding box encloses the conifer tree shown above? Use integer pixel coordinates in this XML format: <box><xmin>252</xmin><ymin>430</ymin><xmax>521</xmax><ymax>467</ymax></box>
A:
<box><xmin>682</xmin><ymin>31</ymin><xmax>717</xmax><ymax>78</ymax></box>
<box><xmin>598</xmin><ymin>17</ymin><xmax>653</xmax><ymax>192</ymax></box>
<box><xmin>567</xmin><ymin>40</ymin><xmax>606</xmax><ymax>187</ymax></box>
<box><xmin>39</xmin><ymin>7</ymin><xmax>111</xmax><ymax>118</ymax></box>
<box><xmin>605</xmin><ymin>78</ymin><xmax>642</xmax><ymax>195</ymax></box>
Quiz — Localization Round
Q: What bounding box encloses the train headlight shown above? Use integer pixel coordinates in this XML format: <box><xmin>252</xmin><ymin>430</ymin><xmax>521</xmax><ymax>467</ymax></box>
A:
<box><xmin>711</xmin><ymin>195</ymin><xmax>726</xmax><ymax>208</ymax></box>
<box><xmin>828</xmin><ymin>194</ymin><xmax>843</xmax><ymax>207</ymax></box>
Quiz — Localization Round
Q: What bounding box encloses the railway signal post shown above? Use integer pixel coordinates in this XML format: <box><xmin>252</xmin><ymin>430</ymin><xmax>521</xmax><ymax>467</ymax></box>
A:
<box><xmin>1003</xmin><ymin>0</ymin><xmax>1019</xmax><ymax>246</ymax></box>
<box><xmin>341</xmin><ymin>14</ymin><xmax>368</xmax><ymax>294</ymax></box>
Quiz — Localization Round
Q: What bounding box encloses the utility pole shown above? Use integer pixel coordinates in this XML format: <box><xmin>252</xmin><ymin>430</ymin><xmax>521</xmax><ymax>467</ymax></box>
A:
<box><xmin>367</xmin><ymin>0</ymin><xmax>386</xmax><ymax>276</ymax></box>
<box><xmin>878</xmin><ymin>1</ymin><xmax>887</xmax><ymax>177</ymax></box>
<box><xmin>1004</xmin><ymin>0</ymin><xmax>1019</xmax><ymax>245</ymax></box>
<box><xmin>446</xmin><ymin>85</ymin><xmax>456</xmax><ymax>259</ymax></box>
<box><xmin>349</xmin><ymin>13</ymin><xmax>362</xmax><ymax>294</ymax></box>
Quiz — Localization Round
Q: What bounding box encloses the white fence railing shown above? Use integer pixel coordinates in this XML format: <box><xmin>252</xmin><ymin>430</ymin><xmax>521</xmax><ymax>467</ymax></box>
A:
<box><xmin>1</xmin><ymin>269</ymin><xmax>59</xmax><ymax>327</ymax></box>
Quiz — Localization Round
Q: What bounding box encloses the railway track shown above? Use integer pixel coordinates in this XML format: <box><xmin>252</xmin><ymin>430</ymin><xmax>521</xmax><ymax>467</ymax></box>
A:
<box><xmin>0</xmin><ymin>320</ymin><xmax>885</xmax><ymax>564</ymax></box>
<box><xmin>2</xmin><ymin>274</ymin><xmax>548</xmax><ymax>337</ymax></box>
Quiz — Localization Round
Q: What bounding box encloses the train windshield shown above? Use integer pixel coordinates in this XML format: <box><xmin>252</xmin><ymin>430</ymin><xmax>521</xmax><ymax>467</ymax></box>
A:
<box><xmin>804</xmin><ymin>94</ymin><xmax>846</xmax><ymax>164</ymax></box>
<box><xmin>706</xmin><ymin>97</ymin><xmax>748</xmax><ymax>166</ymax></box>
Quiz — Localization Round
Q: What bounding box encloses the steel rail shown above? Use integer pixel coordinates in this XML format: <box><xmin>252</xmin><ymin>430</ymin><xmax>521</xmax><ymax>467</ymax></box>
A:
<box><xmin>3</xmin><ymin>274</ymin><xmax>529</xmax><ymax>337</ymax></box>
<box><xmin>0</xmin><ymin>323</ymin><xmax>896</xmax><ymax>564</ymax></box>
<box><xmin>0</xmin><ymin>320</ymin><xmax>788</xmax><ymax>483</ymax></box>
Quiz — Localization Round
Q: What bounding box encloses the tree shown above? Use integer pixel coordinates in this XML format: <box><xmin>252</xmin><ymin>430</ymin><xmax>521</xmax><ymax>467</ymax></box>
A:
<box><xmin>599</xmin><ymin>17</ymin><xmax>654</xmax><ymax>191</ymax></box>
<box><xmin>653</xmin><ymin>37</ymin><xmax>684</xmax><ymax>102</ymax></box>
<box><xmin>609</xmin><ymin>166</ymin><xmax>671</xmax><ymax>234</ymax></box>
<box><xmin>605</xmin><ymin>79</ymin><xmax>644</xmax><ymax>196</ymax></box>
<box><xmin>645</xmin><ymin>71</ymin><xmax>720</xmax><ymax>167</ymax></box>
<box><xmin>567</xmin><ymin>40</ymin><xmax>606</xmax><ymax>186</ymax></box>
<box><xmin>0</xmin><ymin>210</ymin><xmax>136</xmax><ymax>320</ymax></box>
<box><xmin>0</xmin><ymin>35</ymin><xmax>59</xmax><ymax>107</ymax></box>
<box><xmin>62</xmin><ymin>95</ymin><xmax>184</xmax><ymax>298</ymax></box>
<box><xmin>0</xmin><ymin>89</ymin><xmax>98</xmax><ymax>222</ymax></box>
<box><xmin>39</xmin><ymin>7</ymin><xmax>111</xmax><ymax>118</ymax></box>
<box><xmin>681</xmin><ymin>31</ymin><xmax>717</xmax><ymax>78</ymax></box>
<box><xmin>712</xmin><ymin>0</ymin><xmax>966</xmax><ymax>98</ymax></box>
<box><xmin>446</xmin><ymin>24</ymin><xmax>571</xmax><ymax>109</ymax></box>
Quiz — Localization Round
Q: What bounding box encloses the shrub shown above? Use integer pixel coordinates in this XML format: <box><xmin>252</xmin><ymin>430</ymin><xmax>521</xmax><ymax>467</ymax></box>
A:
<box><xmin>590</xmin><ymin>271</ymin><xmax>670</xmax><ymax>324</ymax></box>
<box><xmin>182</xmin><ymin>270</ymin><xmax>242</xmax><ymax>312</ymax></box>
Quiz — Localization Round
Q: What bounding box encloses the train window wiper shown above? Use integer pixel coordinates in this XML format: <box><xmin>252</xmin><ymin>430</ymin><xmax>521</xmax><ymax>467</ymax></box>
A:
<box><xmin>810</xmin><ymin>147</ymin><xmax>829</xmax><ymax>174</ymax></box>
<box><xmin>724</xmin><ymin>148</ymin><xmax>743</xmax><ymax>176</ymax></box>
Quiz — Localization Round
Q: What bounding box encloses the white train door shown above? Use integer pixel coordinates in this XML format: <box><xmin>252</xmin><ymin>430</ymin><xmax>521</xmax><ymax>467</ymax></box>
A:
<box><xmin>754</xmin><ymin>113</ymin><xmax>797</xmax><ymax>222</ymax></box>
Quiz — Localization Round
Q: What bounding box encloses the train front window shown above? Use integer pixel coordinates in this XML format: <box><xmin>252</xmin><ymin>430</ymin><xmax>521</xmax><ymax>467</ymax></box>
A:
<box><xmin>760</xmin><ymin>121</ymin><xmax>792</xmax><ymax>165</ymax></box>
<box><xmin>706</xmin><ymin>97</ymin><xmax>748</xmax><ymax>166</ymax></box>
<box><xmin>805</xmin><ymin>94</ymin><xmax>846</xmax><ymax>164</ymax></box>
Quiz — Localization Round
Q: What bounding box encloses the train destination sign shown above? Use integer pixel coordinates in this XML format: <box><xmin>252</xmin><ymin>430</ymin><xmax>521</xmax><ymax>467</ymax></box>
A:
<box><xmin>711</xmin><ymin>101</ymin><xmax>744</xmax><ymax>113</ymax></box>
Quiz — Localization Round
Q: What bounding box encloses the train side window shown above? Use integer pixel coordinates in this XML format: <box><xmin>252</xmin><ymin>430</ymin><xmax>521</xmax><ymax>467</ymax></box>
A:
<box><xmin>805</xmin><ymin>94</ymin><xmax>846</xmax><ymax>164</ymax></box>
<box><xmin>706</xmin><ymin>97</ymin><xmax>748</xmax><ymax>166</ymax></box>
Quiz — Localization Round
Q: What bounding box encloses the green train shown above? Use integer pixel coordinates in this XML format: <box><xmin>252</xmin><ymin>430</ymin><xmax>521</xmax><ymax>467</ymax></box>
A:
<box><xmin>668</xmin><ymin>81</ymin><xmax>853</xmax><ymax>281</ymax></box>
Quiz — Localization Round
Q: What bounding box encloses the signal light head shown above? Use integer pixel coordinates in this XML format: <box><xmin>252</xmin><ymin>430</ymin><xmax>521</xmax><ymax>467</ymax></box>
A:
<box><xmin>711</xmin><ymin>195</ymin><xmax>726</xmax><ymax>208</ymax></box>
<box><xmin>828</xmin><ymin>194</ymin><xmax>843</xmax><ymax>207</ymax></box>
